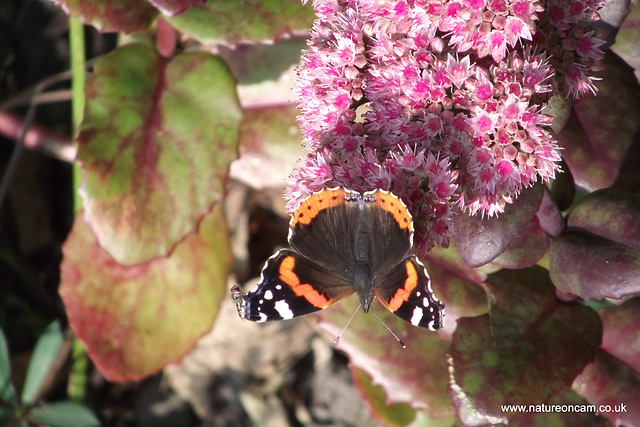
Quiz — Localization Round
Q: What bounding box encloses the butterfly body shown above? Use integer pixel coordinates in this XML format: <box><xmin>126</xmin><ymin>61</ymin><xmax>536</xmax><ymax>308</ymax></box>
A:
<box><xmin>234</xmin><ymin>188</ymin><xmax>444</xmax><ymax>330</ymax></box>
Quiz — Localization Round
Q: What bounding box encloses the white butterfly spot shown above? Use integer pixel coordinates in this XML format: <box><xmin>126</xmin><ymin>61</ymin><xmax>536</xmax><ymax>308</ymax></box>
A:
<box><xmin>275</xmin><ymin>300</ymin><xmax>294</xmax><ymax>319</ymax></box>
<box><xmin>264</xmin><ymin>290</ymin><xmax>274</xmax><ymax>300</ymax></box>
<box><xmin>411</xmin><ymin>307</ymin><xmax>424</xmax><ymax>326</ymax></box>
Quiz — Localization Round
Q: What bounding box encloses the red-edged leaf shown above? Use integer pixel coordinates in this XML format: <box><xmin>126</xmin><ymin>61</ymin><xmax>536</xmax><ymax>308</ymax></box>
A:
<box><xmin>168</xmin><ymin>0</ymin><xmax>315</xmax><ymax>44</ymax></box>
<box><xmin>559</xmin><ymin>53</ymin><xmax>640</xmax><ymax>191</ymax></box>
<box><xmin>447</xmin><ymin>267</ymin><xmax>602</xmax><ymax>426</ymax></box>
<box><xmin>147</xmin><ymin>0</ymin><xmax>205</xmax><ymax>16</ymax></box>
<box><xmin>230</xmin><ymin>106</ymin><xmax>306</xmax><ymax>189</ymax></box>
<box><xmin>60</xmin><ymin>205</ymin><xmax>231</xmax><ymax>382</ymax></box>
<box><xmin>51</xmin><ymin>0</ymin><xmax>157</xmax><ymax>33</ymax></box>
<box><xmin>77</xmin><ymin>43</ymin><xmax>241</xmax><ymax>265</ymax></box>
<box><xmin>318</xmin><ymin>297</ymin><xmax>453</xmax><ymax>419</ymax></box>
<box><xmin>550</xmin><ymin>189</ymin><xmax>640</xmax><ymax>299</ymax></box>
<box><xmin>600</xmin><ymin>297</ymin><xmax>640</xmax><ymax>372</ymax></box>
<box><xmin>573</xmin><ymin>349</ymin><xmax>640</xmax><ymax>427</ymax></box>
<box><xmin>454</xmin><ymin>184</ymin><xmax>544</xmax><ymax>267</ymax></box>
<box><xmin>315</xmin><ymin>253</ymin><xmax>486</xmax><ymax>419</ymax></box>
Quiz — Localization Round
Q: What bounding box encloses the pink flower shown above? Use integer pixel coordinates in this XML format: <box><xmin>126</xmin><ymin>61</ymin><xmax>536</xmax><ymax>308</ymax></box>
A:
<box><xmin>288</xmin><ymin>0</ymin><xmax>608</xmax><ymax>255</ymax></box>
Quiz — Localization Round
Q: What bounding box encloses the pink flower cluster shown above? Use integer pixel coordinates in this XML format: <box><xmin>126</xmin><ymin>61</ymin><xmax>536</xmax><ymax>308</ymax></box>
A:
<box><xmin>287</xmin><ymin>0</ymin><xmax>608</xmax><ymax>257</ymax></box>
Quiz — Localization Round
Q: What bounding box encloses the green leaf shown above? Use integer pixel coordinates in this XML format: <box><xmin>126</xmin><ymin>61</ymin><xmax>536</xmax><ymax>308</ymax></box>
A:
<box><xmin>29</xmin><ymin>401</ymin><xmax>99</xmax><ymax>427</ymax></box>
<box><xmin>60</xmin><ymin>204</ymin><xmax>231</xmax><ymax>382</ymax></box>
<box><xmin>21</xmin><ymin>321</ymin><xmax>64</xmax><ymax>405</ymax></box>
<box><xmin>0</xmin><ymin>326</ymin><xmax>17</xmax><ymax>405</ymax></box>
<box><xmin>169</xmin><ymin>0</ymin><xmax>315</xmax><ymax>44</ymax></box>
<box><xmin>352</xmin><ymin>367</ymin><xmax>416</xmax><ymax>427</ymax></box>
<box><xmin>77</xmin><ymin>43</ymin><xmax>241</xmax><ymax>265</ymax></box>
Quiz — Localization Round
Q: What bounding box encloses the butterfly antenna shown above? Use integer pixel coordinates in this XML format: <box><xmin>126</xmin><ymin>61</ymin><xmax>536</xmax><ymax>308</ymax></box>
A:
<box><xmin>370</xmin><ymin>307</ymin><xmax>406</xmax><ymax>349</ymax></box>
<box><xmin>334</xmin><ymin>304</ymin><xmax>361</xmax><ymax>345</ymax></box>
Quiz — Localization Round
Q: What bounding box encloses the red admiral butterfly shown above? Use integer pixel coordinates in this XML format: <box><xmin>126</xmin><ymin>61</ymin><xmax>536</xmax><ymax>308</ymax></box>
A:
<box><xmin>232</xmin><ymin>188</ymin><xmax>444</xmax><ymax>330</ymax></box>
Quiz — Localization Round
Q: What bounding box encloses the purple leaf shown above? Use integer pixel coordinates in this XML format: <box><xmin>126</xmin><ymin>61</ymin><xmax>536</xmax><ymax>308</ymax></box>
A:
<box><xmin>559</xmin><ymin>53</ymin><xmax>640</xmax><ymax>191</ymax></box>
<box><xmin>600</xmin><ymin>297</ymin><xmax>640</xmax><ymax>372</ymax></box>
<box><xmin>568</xmin><ymin>189</ymin><xmax>640</xmax><ymax>249</ymax></box>
<box><xmin>550</xmin><ymin>189</ymin><xmax>640</xmax><ymax>299</ymax></box>
<box><xmin>447</xmin><ymin>267</ymin><xmax>601</xmax><ymax>425</ymax></box>
<box><xmin>573</xmin><ymin>349</ymin><xmax>640</xmax><ymax>427</ymax></box>
<box><xmin>454</xmin><ymin>185</ymin><xmax>544</xmax><ymax>267</ymax></box>
<box><xmin>491</xmin><ymin>216</ymin><xmax>549</xmax><ymax>269</ymax></box>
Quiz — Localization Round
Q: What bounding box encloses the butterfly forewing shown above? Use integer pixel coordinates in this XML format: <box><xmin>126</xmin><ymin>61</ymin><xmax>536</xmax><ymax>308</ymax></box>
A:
<box><xmin>288</xmin><ymin>188</ymin><xmax>359</xmax><ymax>274</ymax></box>
<box><xmin>363</xmin><ymin>190</ymin><xmax>413</xmax><ymax>277</ymax></box>
<box><xmin>242</xmin><ymin>249</ymin><xmax>354</xmax><ymax>322</ymax></box>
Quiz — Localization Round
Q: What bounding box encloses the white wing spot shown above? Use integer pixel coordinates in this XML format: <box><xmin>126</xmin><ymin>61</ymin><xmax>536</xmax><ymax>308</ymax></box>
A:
<box><xmin>264</xmin><ymin>290</ymin><xmax>274</xmax><ymax>300</ymax></box>
<box><xmin>275</xmin><ymin>300</ymin><xmax>294</xmax><ymax>319</ymax></box>
<box><xmin>258</xmin><ymin>312</ymin><xmax>268</xmax><ymax>322</ymax></box>
<box><xmin>411</xmin><ymin>307</ymin><xmax>424</xmax><ymax>326</ymax></box>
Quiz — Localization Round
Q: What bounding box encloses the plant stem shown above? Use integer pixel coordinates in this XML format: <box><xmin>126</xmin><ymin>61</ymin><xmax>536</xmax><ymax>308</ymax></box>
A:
<box><xmin>67</xmin><ymin>16</ymin><xmax>89</xmax><ymax>402</ymax></box>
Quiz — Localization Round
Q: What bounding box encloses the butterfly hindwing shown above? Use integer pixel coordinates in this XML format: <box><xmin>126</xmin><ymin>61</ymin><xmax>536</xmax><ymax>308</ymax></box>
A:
<box><xmin>241</xmin><ymin>249</ymin><xmax>354</xmax><ymax>322</ymax></box>
<box><xmin>374</xmin><ymin>256</ymin><xmax>444</xmax><ymax>330</ymax></box>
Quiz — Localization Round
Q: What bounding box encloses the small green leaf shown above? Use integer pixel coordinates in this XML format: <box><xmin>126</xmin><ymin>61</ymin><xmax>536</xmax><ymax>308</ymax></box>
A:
<box><xmin>21</xmin><ymin>321</ymin><xmax>64</xmax><ymax>405</ymax></box>
<box><xmin>29</xmin><ymin>401</ymin><xmax>99</xmax><ymax>427</ymax></box>
<box><xmin>0</xmin><ymin>326</ymin><xmax>17</xmax><ymax>405</ymax></box>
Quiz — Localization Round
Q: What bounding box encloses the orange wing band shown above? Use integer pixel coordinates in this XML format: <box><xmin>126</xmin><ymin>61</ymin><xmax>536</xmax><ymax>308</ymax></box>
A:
<box><xmin>369</xmin><ymin>190</ymin><xmax>413</xmax><ymax>233</ymax></box>
<box><xmin>278</xmin><ymin>255</ymin><xmax>330</xmax><ymax>307</ymax></box>
<box><xmin>290</xmin><ymin>188</ymin><xmax>351</xmax><ymax>227</ymax></box>
<box><xmin>387</xmin><ymin>261</ymin><xmax>418</xmax><ymax>311</ymax></box>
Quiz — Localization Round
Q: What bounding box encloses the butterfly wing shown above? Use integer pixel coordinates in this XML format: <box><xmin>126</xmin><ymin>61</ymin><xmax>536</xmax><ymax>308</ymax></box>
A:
<box><xmin>241</xmin><ymin>249</ymin><xmax>354</xmax><ymax>322</ymax></box>
<box><xmin>288</xmin><ymin>188</ymin><xmax>357</xmax><ymax>273</ymax></box>
<box><xmin>373</xmin><ymin>256</ymin><xmax>444</xmax><ymax>330</ymax></box>
<box><xmin>364</xmin><ymin>190</ymin><xmax>413</xmax><ymax>276</ymax></box>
